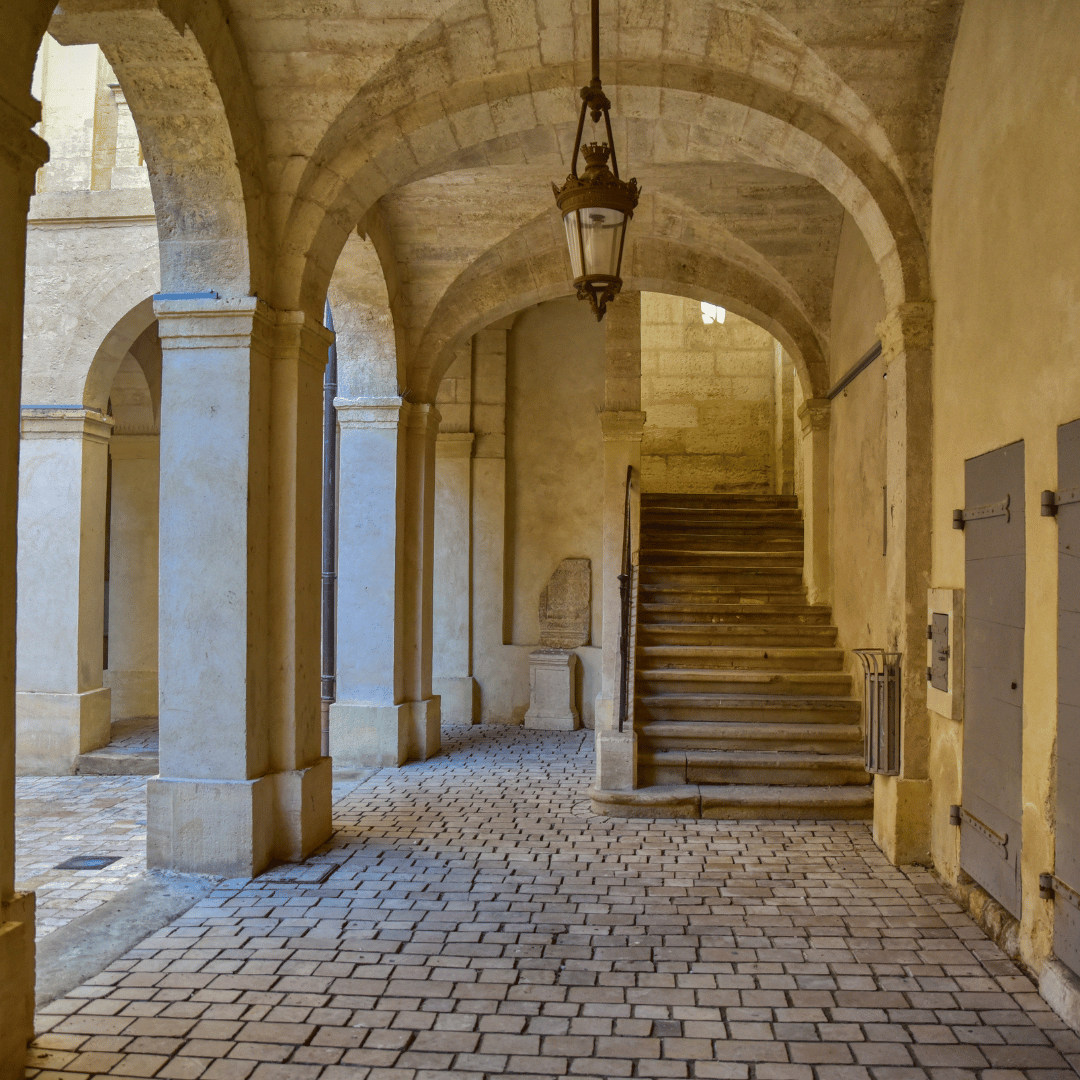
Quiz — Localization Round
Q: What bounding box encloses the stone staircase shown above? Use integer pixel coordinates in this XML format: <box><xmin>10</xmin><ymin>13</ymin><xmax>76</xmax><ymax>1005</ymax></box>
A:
<box><xmin>595</xmin><ymin>492</ymin><xmax>872</xmax><ymax>820</ymax></box>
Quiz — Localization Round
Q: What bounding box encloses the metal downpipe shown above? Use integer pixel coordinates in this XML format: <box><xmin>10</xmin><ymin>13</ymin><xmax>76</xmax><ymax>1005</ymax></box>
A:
<box><xmin>321</xmin><ymin>301</ymin><xmax>338</xmax><ymax>758</ymax></box>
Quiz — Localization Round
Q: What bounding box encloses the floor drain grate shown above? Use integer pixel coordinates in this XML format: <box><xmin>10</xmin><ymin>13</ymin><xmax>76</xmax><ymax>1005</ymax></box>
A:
<box><xmin>54</xmin><ymin>855</ymin><xmax>121</xmax><ymax>871</ymax></box>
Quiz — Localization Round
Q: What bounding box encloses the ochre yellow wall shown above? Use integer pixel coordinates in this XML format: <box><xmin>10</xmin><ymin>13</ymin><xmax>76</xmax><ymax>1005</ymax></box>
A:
<box><xmin>828</xmin><ymin>213</ymin><xmax>888</xmax><ymax>662</ymax></box>
<box><xmin>640</xmin><ymin>294</ymin><xmax>777</xmax><ymax>493</ymax></box>
<box><xmin>930</xmin><ymin>0</ymin><xmax>1080</xmax><ymax>971</ymax></box>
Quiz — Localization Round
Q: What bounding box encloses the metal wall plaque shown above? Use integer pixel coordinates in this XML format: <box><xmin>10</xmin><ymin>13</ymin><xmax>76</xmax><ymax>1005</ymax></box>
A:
<box><xmin>930</xmin><ymin>613</ymin><xmax>949</xmax><ymax>692</ymax></box>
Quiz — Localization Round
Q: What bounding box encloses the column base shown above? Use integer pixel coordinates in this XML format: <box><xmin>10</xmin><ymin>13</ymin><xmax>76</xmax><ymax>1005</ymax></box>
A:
<box><xmin>330</xmin><ymin>703</ymin><xmax>409</xmax><ymax>767</ymax></box>
<box><xmin>433</xmin><ymin>677</ymin><xmax>478</xmax><ymax>725</ymax></box>
<box><xmin>0</xmin><ymin>892</ymin><xmax>34</xmax><ymax>1080</ymax></box>
<box><xmin>104</xmin><ymin>668</ymin><xmax>158</xmax><ymax>721</ymax></box>
<box><xmin>148</xmin><ymin>775</ymin><xmax>273</xmax><ymax>877</ymax></box>
<box><xmin>408</xmin><ymin>696</ymin><xmax>441</xmax><ymax>761</ymax></box>
<box><xmin>16</xmin><ymin>687</ymin><xmax>111</xmax><ymax>774</ymax></box>
<box><xmin>270</xmin><ymin>757</ymin><xmax>333</xmax><ymax>864</ymax></box>
<box><xmin>330</xmin><ymin>699</ymin><xmax>442</xmax><ymax>768</ymax></box>
<box><xmin>596</xmin><ymin>728</ymin><xmax>637</xmax><ymax>791</ymax></box>
<box><xmin>873</xmin><ymin>774</ymin><xmax>931</xmax><ymax>865</ymax></box>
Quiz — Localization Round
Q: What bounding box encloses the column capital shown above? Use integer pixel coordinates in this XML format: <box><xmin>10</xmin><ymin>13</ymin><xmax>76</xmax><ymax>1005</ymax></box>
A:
<box><xmin>335</xmin><ymin>395</ymin><xmax>406</xmax><ymax>429</ymax></box>
<box><xmin>436</xmin><ymin>432</ymin><xmax>475</xmax><ymax>459</ymax></box>
<box><xmin>877</xmin><ymin>302</ymin><xmax>934</xmax><ymax>361</ymax></box>
<box><xmin>153</xmin><ymin>295</ymin><xmax>274</xmax><ymax>352</ymax></box>
<box><xmin>404</xmin><ymin>400</ymin><xmax>441</xmax><ymax>436</ymax></box>
<box><xmin>599</xmin><ymin>410</ymin><xmax>647</xmax><ymax>442</ymax></box>
<box><xmin>0</xmin><ymin>92</ymin><xmax>49</xmax><ymax>180</ymax></box>
<box><xmin>20</xmin><ymin>407</ymin><xmax>112</xmax><ymax>444</ymax></box>
<box><xmin>797</xmin><ymin>397</ymin><xmax>830</xmax><ymax>435</ymax></box>
<box><xmin>272</xmin><ymin>309</ymin><xmax>335</xmax><ymax>372</ymax></box>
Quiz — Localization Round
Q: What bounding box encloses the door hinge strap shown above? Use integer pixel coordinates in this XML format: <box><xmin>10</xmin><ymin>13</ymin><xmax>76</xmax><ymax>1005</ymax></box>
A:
<box><xmin>1041</xmin><ymin>488</ymin><xmax>1080</xmax><ymax>516</ymax></box>
<box><xmin>1040</xmin><ymin>873</ymin><xmax>1080</xmax><ymax>909</ymax></box>
<box><xmin>950</xmin><ymin>804</ymin><xmax>1009</xmax><ymax>854</ymax></box>
<box><xmin>953</xmin><ymin>495</ymin><xmax>1010</xmax><ymax>530</ymax></box>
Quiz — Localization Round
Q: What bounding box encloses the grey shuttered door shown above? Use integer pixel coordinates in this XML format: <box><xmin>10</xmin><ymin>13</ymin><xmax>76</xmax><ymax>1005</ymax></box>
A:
<box><xmin>1056</xmin><ymin>419</ymin><xmax>1080</xmax><ymax>975</ymax></box>
<box><xmin>962</xmin><ymin>441</ymin><xmax>1025</xmax><ymax>918</ymax></box>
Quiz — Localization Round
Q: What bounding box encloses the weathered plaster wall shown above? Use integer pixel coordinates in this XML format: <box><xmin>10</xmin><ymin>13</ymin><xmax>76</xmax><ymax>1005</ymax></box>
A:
<box><xmin>828</xmin><ymin>213</ymin><xmax>888</xmax><ymax>661</ymax></box>
<box><xmin>640</xmin><ymin>294</ymin><xmax>777</xmax><ymax>493</ymax></box>
<box><xmin>505</xmin><ymin>298</ymin><xmax>604</xmax><ymax>723</ymax></box>
<box><xmin>930</xmin><ymin>0</ymin><xmax>1080</xmax><ymax>973</ymax></box>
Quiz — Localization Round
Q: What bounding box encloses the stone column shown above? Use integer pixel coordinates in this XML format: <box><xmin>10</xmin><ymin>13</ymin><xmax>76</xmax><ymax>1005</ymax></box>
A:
<box><xmin>148</xmin><ymin>298</ymin><xmax>332</xmax><ymax>877</ymax></box>
<box><xmin>874</xmin><ymin>302</ymin><xmax>934</xmax><ymax>864</ymax></box>
<box><xmin>16</xmin><ymin>408</ymin><xmax>112</xmax><ymax>773</ymax></box>
<box><xmin>0</xmin><ymin>81</ymin><xmax>49</xmax><ymax>1079</ymax></box>
<box><xmin>433</xmin><ymin>431</ymin><xmax>477</xmax><ymax>723</ymax></box>
<box><xmin>105</xmin><ymin>434</ymin><xmax>158</xmax><ymax>720</ymax></box>
<box><xmin>331</xmin><ymin>398</ymin><xmax>442</xmax><ymax>766</ymax></box>
<box><xmin>797</xmin><ymin>397</ymin><xmax>831</xmax><ymax>605</ymax></box>
<box><xmin>595</xmin><ymin>292</ymin><xmax>644</xmax><ymax>790</ymax></box>
<box><xmin>471</xmin><ymin>325</ymin><xmax>513</xmax><ymax>721</ymax></box>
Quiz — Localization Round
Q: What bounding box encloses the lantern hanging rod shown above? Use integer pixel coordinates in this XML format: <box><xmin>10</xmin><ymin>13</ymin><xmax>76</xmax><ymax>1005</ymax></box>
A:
<box><xmin>571</xmin><ymin>0</ymin><xmax>619</xmax><ymax>181</ymax></box>
<box><xmin>591</xmin><ymin>0</ymin><xmax>600</xmax><ymax>83</ymax></box>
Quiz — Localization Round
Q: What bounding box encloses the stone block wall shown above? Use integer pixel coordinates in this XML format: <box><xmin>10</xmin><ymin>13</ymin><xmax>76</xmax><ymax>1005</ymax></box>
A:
<box><xmin>639</xmin><ymin>294</ymin><xmax>778</xmax><ymax>493</ymax></box>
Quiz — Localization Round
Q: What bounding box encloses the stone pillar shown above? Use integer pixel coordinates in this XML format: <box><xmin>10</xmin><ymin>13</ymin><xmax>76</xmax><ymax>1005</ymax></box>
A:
<box><xmin>471</xmin><ymin>325</ymin><xmax>513</xmax><ymax>722</ymax></box>
<box><xmin>595</xmin><ymin>292</ymin><xmax>643</xmax><ymax>789</ymax></box>
<box><xmin>797</xmin><ymin>397</ymin><xmax>831</xmax><ymax>606</ymax></box>
<box><xmin>148</xmin><ymin>298</ymin><xmax>332</xmax><ymax>877</ymax></box>
<box><xmin>433</xmin><ymin>431</ymin><xmax>477</xmax><ymax>723</ymax></box>
<box><xmin>331</xmin><ymin>397</ymin><xmax>442</xmax><ymax>766</ymax></box>
<box><xmin>403</xmin><ymin>402</ymin><xmax>442</xmax><ymax>759</ymax></box>
<box><xmin>0</xmin><ymin>80</ymin><xmax>49</xmax><ymax>1079</ymax></box>
<box><xmin>105</xmin><ymin>434</ymin><xmax>158</xmax><ymax>720</ymax></box>
<box><xmin>16</xmin><ymin>408</ymin><xmax>112</xmax><ymax>773</ymax></box>
<box><xmin>774</xmin><ymin>344</ymin><xmax>795</xmax><ymax>495</ymax></box>
<box><xmin>874</xmin><ymin>303</ymin><xmax>934</xmax><ymax>864</ymax></box>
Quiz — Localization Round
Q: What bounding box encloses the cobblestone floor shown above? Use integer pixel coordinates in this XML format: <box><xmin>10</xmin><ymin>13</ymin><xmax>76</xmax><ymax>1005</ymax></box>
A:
<box><xmin>25</xmin><ymin>725</ymin><xmax>1080</xmax><ymax>1079</ymax></box>
<box><xmin>15</xmin><ymin>774</ymin><xmax>148</xmax><ymax>939</ymax></box>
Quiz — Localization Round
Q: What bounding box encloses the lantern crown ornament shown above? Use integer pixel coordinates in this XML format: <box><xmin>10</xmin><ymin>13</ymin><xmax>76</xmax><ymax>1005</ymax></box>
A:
<box><xmin>552</xmin><ymin>0</ymin><xmax>640</xmax><ymax>321</ymax></box>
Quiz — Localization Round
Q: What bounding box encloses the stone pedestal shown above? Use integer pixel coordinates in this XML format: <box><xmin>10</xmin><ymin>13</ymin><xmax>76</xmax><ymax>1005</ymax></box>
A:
<box><xmin>524</xmin><ymin>649</ymin><xmax>580</xmax><ymax>730</ymax></box>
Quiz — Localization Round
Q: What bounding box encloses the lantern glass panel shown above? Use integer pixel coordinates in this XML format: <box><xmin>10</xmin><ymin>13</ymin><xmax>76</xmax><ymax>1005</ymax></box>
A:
<box><xmin>563</xmin><ymin>206</ymin><xmax>625</xmax><ymax>280</ymax></box>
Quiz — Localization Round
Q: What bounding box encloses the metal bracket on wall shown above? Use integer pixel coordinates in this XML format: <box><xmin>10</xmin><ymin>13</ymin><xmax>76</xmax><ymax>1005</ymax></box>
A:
<box><xmin>953</xmin><ymin>495</ymin><xmax>1010</xmax><ymax>530</ymax></box>
<box><xmin>950</xmin><ymin>804</ymin><xmax>1009</xmax><ymax>858</ymax></box>
<box><xmin>1040</xmin><ymin>873</ymin><xmax>1080</xmax><ymax>909</ymax></box>
<box><xmin>1041</xmin><ymin>488</ymin><xmax>1080</xmax><ymax>516</ymax></box>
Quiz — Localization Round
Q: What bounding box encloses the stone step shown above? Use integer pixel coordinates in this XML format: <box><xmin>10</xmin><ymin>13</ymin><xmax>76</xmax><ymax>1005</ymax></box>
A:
<box><xmin>638</xmin><ymin>603</ymin><xmax>832</xmax><ymax>625</ymax></box>
<box><xmin>636</xmin><ymin>693</ymin><xmax>860</xmax><ymax>724</ymax></box>
<box><xmin>640</xmin><ymin>550</ymin><xmax>804</xmax><ymax>567</ymax></box>
<box><xmin>589</xmin><ymin>782</ymin><xmax>873</xmax><ymax>820</ymax></box>
<box><xmin>639</xmin><ymin>749</ymin><xmax>869</xmax><ymax>787</ymax></box>
<box><xmin>640</xmin><ymin>567</ymin><xmax>805</xmax><ymax>588</ymax></box>
<box><xmin>642</xmin><ymin>492</ymin><xmax>799</xmax><ymax>507</ymax></box>
<box><xmin>638</xmin><ymin>719</ymin><xmax>862</xmax><ymax>753</ymax></box>
<box><xmin>637</xmin><ymin>645</ymin><xmax>845</xmax><ymax>671</ymax></box>
<box><xmin>636</xmin><ymin>669</ymin><xmax>852</xmax><ymax>695</ymax></box>
<box><xmin>641</xmin><ymin>510</ymin><xmax>803</xmax><ymax>525</ymax></box>
<box><xmin>75</xmin><ymin>749</ymin><xmax>159</xmax><ymax>776</ymax></box>
<box><xmin>637</xmin><ymin>623</ymin><xmax>838</xmax><ymax>647</ymax></box>
<box><xmin>640</xmin><ymin>534</ymin><xmax>804</xmax><ymax>551</ymax></box>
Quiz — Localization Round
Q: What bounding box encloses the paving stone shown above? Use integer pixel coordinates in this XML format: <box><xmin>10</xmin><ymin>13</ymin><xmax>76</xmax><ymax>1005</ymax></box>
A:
<box><xmin>20</xmin><ymin>726</ymin><xmax>1080</xmax><ymax>1078</ymax></box>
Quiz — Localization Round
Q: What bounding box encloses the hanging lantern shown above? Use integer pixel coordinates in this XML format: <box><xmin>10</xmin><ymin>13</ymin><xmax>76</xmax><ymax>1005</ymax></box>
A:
<box><xmin>552</xmin><ymin>0</ymin><xmax>640</xmax><ymax>321</ymax></box>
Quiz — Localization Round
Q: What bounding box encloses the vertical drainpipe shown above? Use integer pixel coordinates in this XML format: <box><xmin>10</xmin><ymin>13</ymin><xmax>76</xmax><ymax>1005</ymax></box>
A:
<box><xmin>321</xmin><ymin>300</ymin><xmax>338</xmax><ymax>757</ymax></box>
